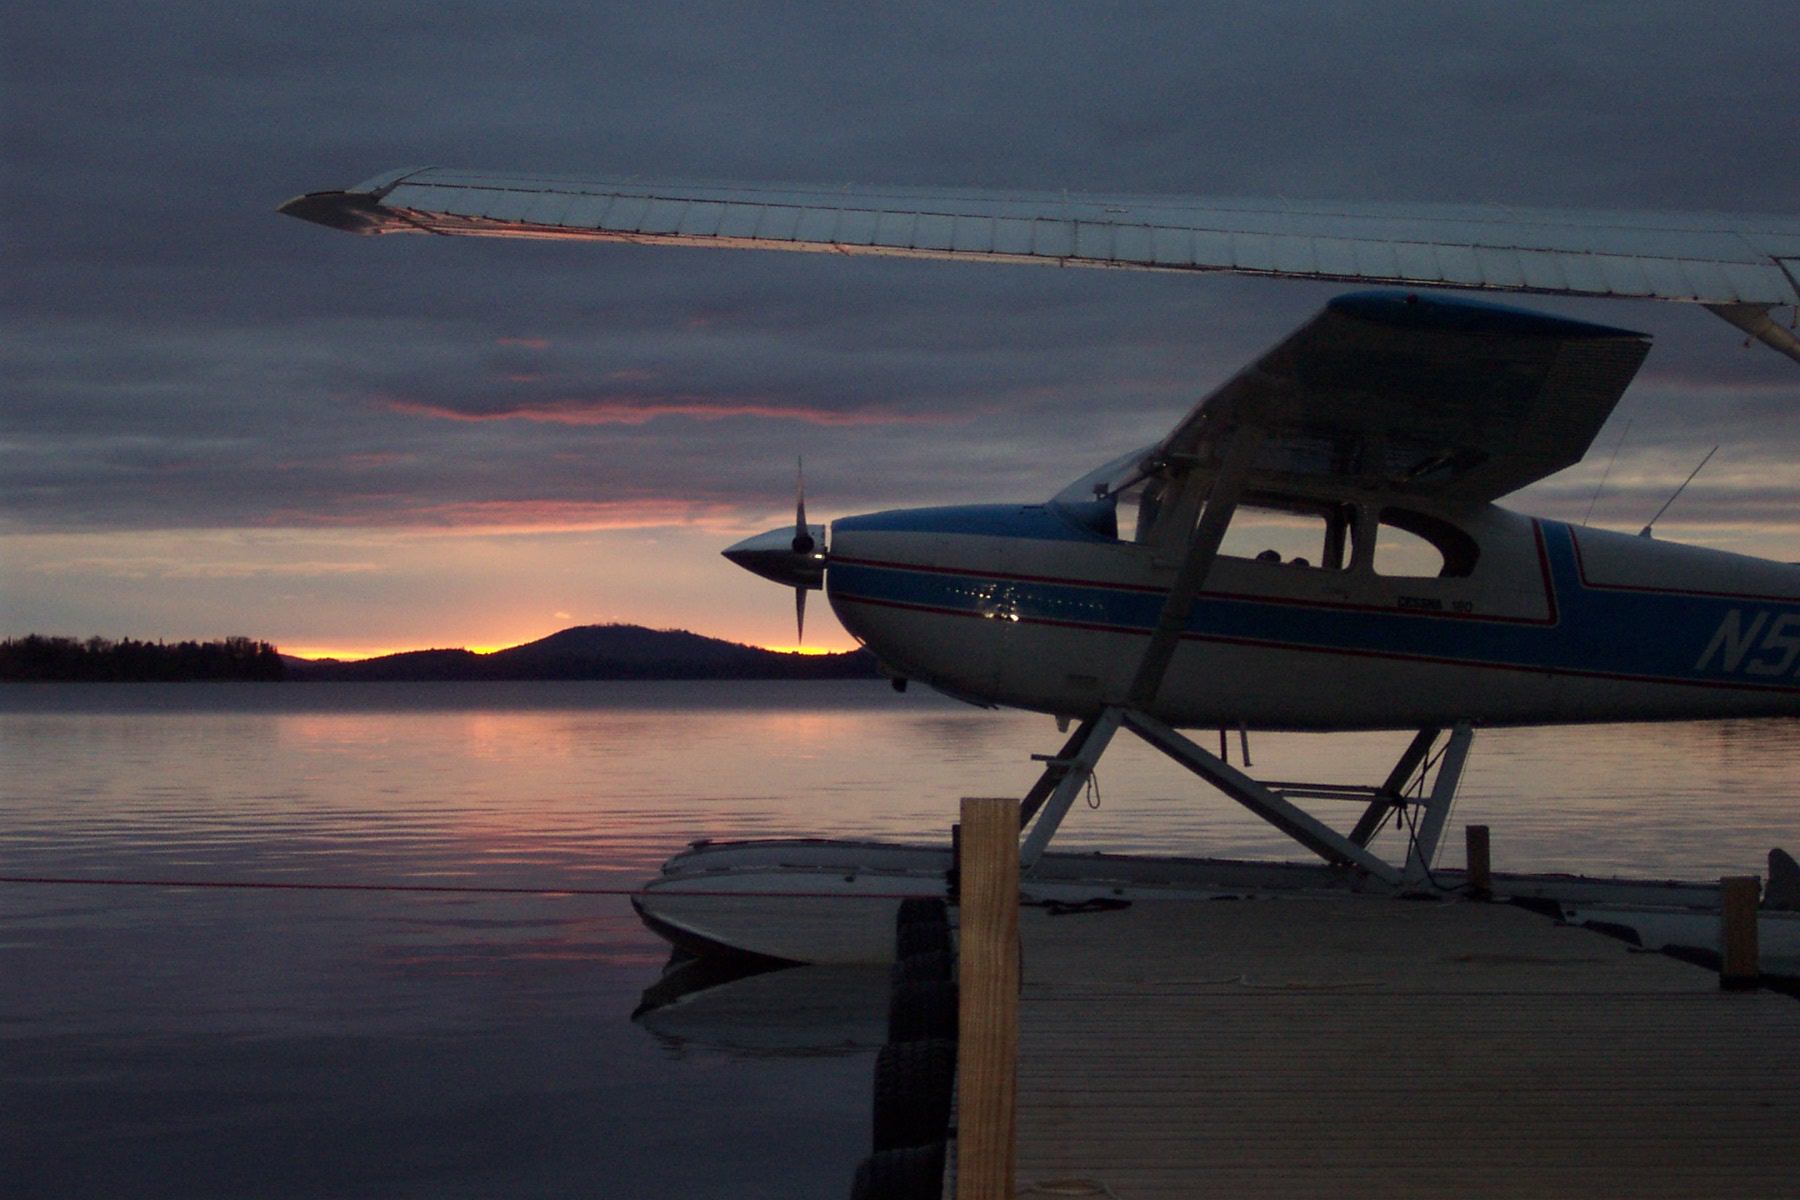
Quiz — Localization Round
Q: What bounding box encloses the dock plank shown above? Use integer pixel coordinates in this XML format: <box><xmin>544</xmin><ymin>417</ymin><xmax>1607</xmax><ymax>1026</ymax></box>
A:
<box><xmin>1013</xmin><ymin>897</ymin><xmax>1800</xmax><ymax>1199</ymax></box>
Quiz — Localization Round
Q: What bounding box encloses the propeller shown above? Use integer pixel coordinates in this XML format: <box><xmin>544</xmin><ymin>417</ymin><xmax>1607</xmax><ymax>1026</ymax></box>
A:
<box><xmin>793</xmin><ymin>459</ymin><xmax>813</xmax><ymax>642</ymax></box>
<box><xmin>720</xmin><ymin>458</ymin><xmax>828</xmax><ymax>644</ymax></box>
<box><xmin>793</xmin><ymin>458</ymin><xmax>814</xmax><ymax>554</ymax></box>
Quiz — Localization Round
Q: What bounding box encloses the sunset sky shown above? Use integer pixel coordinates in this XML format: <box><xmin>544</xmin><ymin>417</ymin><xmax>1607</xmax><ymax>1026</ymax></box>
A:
<box><xmin>6</xmin><ymin>3</ymin><xmax>1799</xmax><ymax>658</ymax></box>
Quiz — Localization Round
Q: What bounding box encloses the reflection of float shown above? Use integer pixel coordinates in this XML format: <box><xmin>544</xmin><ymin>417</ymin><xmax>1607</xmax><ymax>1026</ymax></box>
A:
<box><xmin>632</xmin><ymin>960</ymin><xmax>890</xmax><ymax>1055</ymax></box>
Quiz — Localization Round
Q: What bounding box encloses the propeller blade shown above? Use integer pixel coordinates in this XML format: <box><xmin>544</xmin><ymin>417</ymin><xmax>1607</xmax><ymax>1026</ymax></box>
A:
<box><xmin>792</xmin><ymin>457</ymin><xmax>814</xmax><ymax>553</ymax></box>
<box><xmin>795</xmin><ymin>586</ymin><xmax>807</xmax><ymax>644</ymax></box>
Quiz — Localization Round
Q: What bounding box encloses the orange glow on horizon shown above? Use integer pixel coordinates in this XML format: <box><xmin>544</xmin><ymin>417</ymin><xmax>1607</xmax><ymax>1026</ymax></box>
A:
<box><xmin>280</xmin><ymin>634</ymin><xmax>558</xmax><ymax>661</ymax></box>
<box><xmin>277</xmin><ymin>644</ymin><xmax>504</xmax><ymax>662</ymax></box>
<box><xmin>284</xmin><ymin>643</ymin><xmax>855</xmax><ymax>661</ymax></box>
<box><xmin>279</xmin><ymin>632</ymin><xmax>857</xmax><ymax>662</ymax></box>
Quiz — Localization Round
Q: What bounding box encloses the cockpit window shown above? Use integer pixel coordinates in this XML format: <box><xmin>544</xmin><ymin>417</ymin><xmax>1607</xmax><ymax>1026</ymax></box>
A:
<box><xmin>1373</xmin><ymin>507</ymin><xmax>1479</xmax><ymax>578</ymax></box>
<box><xmin>1219</xmin><ymin>497</ymin><xmax>1354</xmax><ymax>570</ymax></box>
<box><xmin>1050</xmin><ymin>452</ymin><xmax>1476</xmax><ymax>582</ymax></box>
<box><xmin>1116</xmin><ymin>476</ymin><xmax>1169</xmax><ymax>544</ymax></box>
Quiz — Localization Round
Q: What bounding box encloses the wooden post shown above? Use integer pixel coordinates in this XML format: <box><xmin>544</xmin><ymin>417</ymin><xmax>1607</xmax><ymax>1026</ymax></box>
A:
<box><xmin>958</xmin><ymin>797</ymin><xmax>1020</xmax><ymax>1200</ymax></box>
<box><xmin>1720</xmin><ymin>875</ymin><xmax>1761</xmax><ymax>991</ymax></box>
<box><xmin>1466</xmin><ymin>825</ymin><xmax>1492</xmax><ymax>899</ymax></box>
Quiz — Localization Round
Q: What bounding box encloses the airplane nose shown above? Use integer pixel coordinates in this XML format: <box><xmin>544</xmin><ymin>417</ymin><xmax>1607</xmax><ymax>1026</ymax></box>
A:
<box><xmin>722</xmin><ymin>525</ymin><xmax>827</xmax><ymax>589</ymax></box>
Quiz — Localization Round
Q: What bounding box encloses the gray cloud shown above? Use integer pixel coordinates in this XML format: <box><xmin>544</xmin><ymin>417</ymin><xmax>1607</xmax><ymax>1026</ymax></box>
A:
<box><xmin>5</xmin><ymin>0</ymin><xmax>1799</xmax><ymax>550</ymax></box>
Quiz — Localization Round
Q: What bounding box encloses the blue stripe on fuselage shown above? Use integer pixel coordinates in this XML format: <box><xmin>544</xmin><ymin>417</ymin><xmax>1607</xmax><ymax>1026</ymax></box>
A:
<box><xmin>828</xmin><ymin>519</ymin><xmax>1800</xmax><ymax>690</ymax></box>
<box><xmin>1545</xmin><ymin>525</ymin><xmax>1800</xmax><ymax>686</ymax></box>
<box><xmin>832</xmin><ymin>504</ymin><xmax>1111</xmax><ymax>542</ymax></box>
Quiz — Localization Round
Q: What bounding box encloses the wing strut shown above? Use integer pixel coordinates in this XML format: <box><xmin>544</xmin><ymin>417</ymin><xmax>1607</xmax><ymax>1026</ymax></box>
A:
<box><xmin>1706</xmin><ymin>304</ymin><xmax>1800</xmax><ymax>365</ymax></box>
<box><xmin>1021</xmin><ymin>425</ymin><xmax>1277</xmax><ymax>871</ymax></box>
<box><xmin>1020</xmin><ymin>426</ymin><xmax>1258</xmax><ymax>870</ymax></box>
<box><xmin>1125</xmin><ymin>426</ymin><xmax>1265</xmax><ymax>709</ymax></box>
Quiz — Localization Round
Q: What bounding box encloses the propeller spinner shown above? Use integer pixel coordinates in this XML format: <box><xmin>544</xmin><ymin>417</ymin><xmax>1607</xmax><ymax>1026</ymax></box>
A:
<box><xmin>722</xmin><ymin>459</ymin><xmax>827</xmax><ymax>642</ymax></box>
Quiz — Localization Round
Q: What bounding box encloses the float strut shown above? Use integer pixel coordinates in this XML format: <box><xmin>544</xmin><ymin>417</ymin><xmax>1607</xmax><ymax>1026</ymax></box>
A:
<box><xmin>1018</xmin><ymin>707</ymin><xmax>1123</xmax><ymax>872</ymax></box>
<box><xmin>1122</xmin><ymin>710</ymin><xmax>1403</xmax><ymax>886</ymax></box>
<box><xmin>1403</xmin><ymin>722</ymin><xmax>1475</xmax><ymax>888</ymax></box>
<box><xmin>1018</xmin><ymin>720</ymin><xmax>1101</xmax><ymax>828</ymax></box>
<box><xmin>1348</xmin><ymin>727</ymin><xmax>1441</xmax><ymax>848</ymax></box>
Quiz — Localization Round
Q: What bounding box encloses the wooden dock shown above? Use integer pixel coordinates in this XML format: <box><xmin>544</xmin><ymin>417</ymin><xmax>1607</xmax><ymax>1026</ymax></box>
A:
<box><xmin>1010</xmin><ymin>895</ymin><xmax>1800</xmax><ymax>1199</ymax></box>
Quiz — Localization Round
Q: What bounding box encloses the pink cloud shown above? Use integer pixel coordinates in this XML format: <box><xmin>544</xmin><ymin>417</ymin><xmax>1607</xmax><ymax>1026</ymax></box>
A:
<box><xmin>258</xmin><ymin>497</ymin><xmax>744</xmax><ymax>533</ymax></box>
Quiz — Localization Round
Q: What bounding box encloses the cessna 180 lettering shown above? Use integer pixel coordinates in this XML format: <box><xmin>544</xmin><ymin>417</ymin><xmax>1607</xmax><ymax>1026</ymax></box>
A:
<box><xmin>282</xmin><ymin>170</ymin><xmax>1800</xmax><ymax>897</ymax></box>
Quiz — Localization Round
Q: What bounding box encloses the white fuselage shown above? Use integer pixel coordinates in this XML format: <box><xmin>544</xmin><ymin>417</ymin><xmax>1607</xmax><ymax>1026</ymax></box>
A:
<box><xmin>825</xmin><ymin>499</ymin><xmax>1800</xmax><ymax>730</ymax></box>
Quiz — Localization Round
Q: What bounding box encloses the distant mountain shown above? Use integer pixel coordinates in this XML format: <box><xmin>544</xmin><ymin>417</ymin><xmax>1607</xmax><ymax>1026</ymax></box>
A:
<box><xmin>284</xmin><ymin>624</ymin><xmax>879</xmax><ymax>682</ymax></box>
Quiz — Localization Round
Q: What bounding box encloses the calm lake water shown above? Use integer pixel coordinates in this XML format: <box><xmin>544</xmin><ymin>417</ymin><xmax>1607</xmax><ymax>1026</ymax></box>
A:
<box><xmin>4</xmin><ymin>681</ymin><xmax>1798</xmax><ymax>1198</ymax></box>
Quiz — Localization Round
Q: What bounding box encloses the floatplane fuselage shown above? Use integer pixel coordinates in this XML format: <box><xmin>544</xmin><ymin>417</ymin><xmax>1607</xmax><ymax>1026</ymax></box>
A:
<box><xmin>816</xmin><ymin>488</ymin><xmax>1800</xmax><ymax>731</ymax></box>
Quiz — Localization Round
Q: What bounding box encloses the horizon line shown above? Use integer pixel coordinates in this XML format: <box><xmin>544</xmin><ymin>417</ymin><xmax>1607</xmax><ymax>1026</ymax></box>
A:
<box><xmin>5</xmin><ymin>625</ymin><xmax>860</xmax><ymax>664</ymax></box>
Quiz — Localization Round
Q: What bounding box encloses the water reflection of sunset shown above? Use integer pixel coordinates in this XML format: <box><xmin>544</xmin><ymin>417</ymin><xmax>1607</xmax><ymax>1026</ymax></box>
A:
<box><xmin>9</xmin><ymin>684</ymin><xmax>1796</xmax><ymax>887</ymax></box>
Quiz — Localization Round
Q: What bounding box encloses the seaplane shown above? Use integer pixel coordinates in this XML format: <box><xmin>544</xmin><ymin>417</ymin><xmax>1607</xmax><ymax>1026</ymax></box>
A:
<box><xmin>281</xmin><ymin>170</ymin><xmax>1800</xmax><ymax>966</ymax></box>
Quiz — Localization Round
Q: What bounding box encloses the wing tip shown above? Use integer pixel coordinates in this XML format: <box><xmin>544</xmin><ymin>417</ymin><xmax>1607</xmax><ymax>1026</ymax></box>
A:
<box><xmin>276</xmin><ymin>190</ymin><xmax>399</xmax><ymax>235</ymax></box>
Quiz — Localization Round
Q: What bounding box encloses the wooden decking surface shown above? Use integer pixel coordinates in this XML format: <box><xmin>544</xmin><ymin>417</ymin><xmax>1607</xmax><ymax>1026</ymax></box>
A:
<box><xmin>1013</xmin><ymin>896</ymin><xmax>1800</xmax><ymax>1199</ymax></box>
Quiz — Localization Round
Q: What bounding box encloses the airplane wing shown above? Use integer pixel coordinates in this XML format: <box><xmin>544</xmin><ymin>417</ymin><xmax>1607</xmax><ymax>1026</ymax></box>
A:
<box><xmin>279</xmin><ymin>167</ymin><xmax>1800</xmax><ymax>361</ymax></box>
<box><xmin>1154</xmin><ymin>290</ymin><xmax>1653</xmax><ymax>505</ymax></box>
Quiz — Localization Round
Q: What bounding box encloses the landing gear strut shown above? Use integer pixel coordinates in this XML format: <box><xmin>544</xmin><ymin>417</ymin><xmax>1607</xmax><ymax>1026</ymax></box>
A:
<box><xmin>1015</xmin><ymin>710</ymin><xmax>1475</xmax><ymax>890</ymax></box>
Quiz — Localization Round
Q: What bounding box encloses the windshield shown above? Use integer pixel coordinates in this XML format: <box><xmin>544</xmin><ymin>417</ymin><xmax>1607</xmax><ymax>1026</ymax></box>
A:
<box><xmin>1050</xmin><ymin>445</ymin><xmax>1157</xmax><ymax>507</ymax></box>
<box><xmin>1048</xmin><ymin>445</ymin><xmax>1158</xmax><ymax>541</ymax></box>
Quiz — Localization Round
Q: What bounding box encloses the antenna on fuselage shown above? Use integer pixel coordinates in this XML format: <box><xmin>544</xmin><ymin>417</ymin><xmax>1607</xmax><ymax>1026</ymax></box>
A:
<box><xmin>1638</xmin><ymin>444</ymin><xmax>1718</xmax><ymax>539</ymax></box>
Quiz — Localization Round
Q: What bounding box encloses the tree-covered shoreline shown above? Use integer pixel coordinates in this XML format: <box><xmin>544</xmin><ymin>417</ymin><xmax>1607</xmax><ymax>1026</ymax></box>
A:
<box><xmin>0</xmin><ymin>636</ymin><xmax>284</xmax><ymax>682</ymax></box>
<box><xmin>0</xmin><ymin>625</ymin><xmax>880</xmax><ymax>682</ymax></box>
